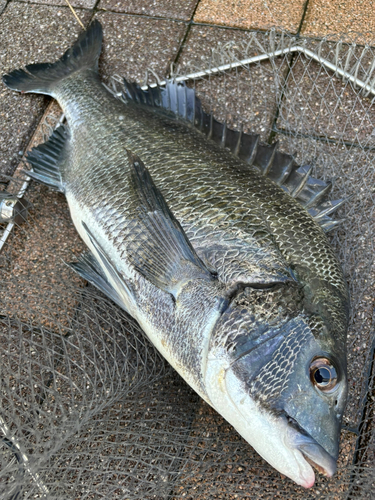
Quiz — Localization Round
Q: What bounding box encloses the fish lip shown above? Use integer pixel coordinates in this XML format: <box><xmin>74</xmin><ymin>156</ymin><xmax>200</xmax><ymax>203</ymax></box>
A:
<box><xmin>301</xmin><ymin>453</ymin><xmax>335</xmax><ymax>478</ymax></box>
<box><xmin>286</xmin><ymin>414</ymin><xmax>337</xmax><ymax>479</ymax></box>
<box><xmin>298</xmin><ymin>443</ymin><xmax>337</xmax><ymax>478</ymax></box>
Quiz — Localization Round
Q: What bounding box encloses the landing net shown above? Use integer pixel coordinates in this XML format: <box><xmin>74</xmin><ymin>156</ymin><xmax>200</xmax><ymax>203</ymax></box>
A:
<box><xmin>0</xmin><ymin>31</ymin><xmax>374</xmax><ymax>499</ymax></box>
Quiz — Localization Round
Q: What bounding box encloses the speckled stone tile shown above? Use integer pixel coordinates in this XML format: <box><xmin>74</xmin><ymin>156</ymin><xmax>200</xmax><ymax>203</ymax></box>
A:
<box><xmin>276</xmin><ymin>56</ymin><xmax>375</xmax><ymax>147</ymax></box>
<box><xmin>275</xmin><ymin>133</ymin><xmax>375</xmax><ymax>430</ymax></box>
<box><xmin>99</xmin><ymin>0</ymin><xmax>199</xmax><ymax>21</ymax></box>
<box><xmin>0</xmin><ymin>100</ymin><xmax>86</xmax><ymax>330</ymax></box>
<box><xmin>95</xmin><ymin>11</ymin><xmax>187</xmax><ymax>84</ymax></box>
<box><xmin>0</xmin><ymin>182</ymin><xmax>86</xmax><ymax>329</ymax></box>
<box><xmin>23</xmin><ymin>0</ymin><xmax>96</xmax><ymax>8</ymax></box>
<box><xmin>0</xmin><ymin>3</ymin><xmax>91</xmax><ymax>177</ymax></box>
<box><xmin>41</xmin><ymin>369</ymin><xmax>199</xmax><ymax>498</ymax></box>
<box><xmin>0</xmin><ymin>84</ymin><xmax>49</xmax><ymax>177</ymax></box>
<box><xmin>352</xmin><ymin>390</ymin><xmax>375</xmax><ymax>487</ymax></box>
<box><xmin>194</xmin><ymin>0</ymin><xmax>306</xmax><ymax>34</ymax></box>
<box><xmin>177</xmin><ymin>25</ymin><xmax>290</xmax><ymax>142</ymax></box>
<box><xmin>302</xmin><ymin>0</ymin><xmax>375</xmax><ymax>44</ymax></box>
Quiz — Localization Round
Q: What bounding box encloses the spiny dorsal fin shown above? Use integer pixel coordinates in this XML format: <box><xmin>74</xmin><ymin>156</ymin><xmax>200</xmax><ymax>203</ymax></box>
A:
<box><xmin>126</xmin><ymin>150</ymin><xmax>215</xmax><ymax>298</ymax></box>
<box><xmin>25</xmin><ymin>124</ymin><xmax>68</xmax><ymax>192</ymax></box>
<box><xmin>122</xmin><ymin>79</ymin><xmax>345</xmax><ymax>232</ymax></box>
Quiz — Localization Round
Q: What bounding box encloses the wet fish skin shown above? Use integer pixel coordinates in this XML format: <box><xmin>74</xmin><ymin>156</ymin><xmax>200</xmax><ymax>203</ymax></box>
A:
<box><xmin>3</xmin><ymin>21</ymin><xmax>349</xmax><ymax>488</ymax></box>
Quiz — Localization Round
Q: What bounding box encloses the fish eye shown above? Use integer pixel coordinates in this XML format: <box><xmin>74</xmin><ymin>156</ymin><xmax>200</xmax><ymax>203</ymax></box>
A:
<box><xmin>309</xmin><ymin>358</ymin><xmax>338</xmax><ymax>392</ymax></box>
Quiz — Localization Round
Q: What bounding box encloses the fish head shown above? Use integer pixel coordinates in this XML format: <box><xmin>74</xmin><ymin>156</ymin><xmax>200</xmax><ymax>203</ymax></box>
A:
<box><xmin>205</xmin><ymin>282</ymin><xmax>348</xmax><ymax>488</ymax></box>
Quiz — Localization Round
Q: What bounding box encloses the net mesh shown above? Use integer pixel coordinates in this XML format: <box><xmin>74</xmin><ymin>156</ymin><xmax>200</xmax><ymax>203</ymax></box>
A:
<box><xmin>0</xmin><ymin>30</ymin><xmax>374</xmax><ymax>499</ymax></box>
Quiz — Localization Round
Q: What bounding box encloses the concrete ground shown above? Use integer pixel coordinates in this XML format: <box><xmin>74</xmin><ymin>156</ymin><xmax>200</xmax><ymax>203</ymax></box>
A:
<box><xmin>0</xmin><ymin>1</ymin><xmax>374</xmax><ymax>499</ymax></box>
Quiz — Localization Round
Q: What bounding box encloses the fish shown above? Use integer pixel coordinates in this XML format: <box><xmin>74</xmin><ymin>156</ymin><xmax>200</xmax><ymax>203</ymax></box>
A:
<box><xmin>3</xmin><ymin>20</ymin><xmax>349</xmax><ymax>488</ymax></box>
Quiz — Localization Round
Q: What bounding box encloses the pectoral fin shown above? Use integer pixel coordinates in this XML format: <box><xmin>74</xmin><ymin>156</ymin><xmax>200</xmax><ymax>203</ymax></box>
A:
<box><xmin>25</xmin><ymin>125</ymin><xmax>68</xmax><ymax>192</ymax></box>
<box><xmin>126</xmin><ymin>150</ymin><xmax>215</xmax><ymax>298</ymax></box>
<box><xmin>81</xmin><ymin>221</ymin><xmax>135</xmax><ymax>313</ymax></box>
<box><xmin>69</xmin><ymin>251</ymin><xmax>128</xmax><ymax>312</ymax></box>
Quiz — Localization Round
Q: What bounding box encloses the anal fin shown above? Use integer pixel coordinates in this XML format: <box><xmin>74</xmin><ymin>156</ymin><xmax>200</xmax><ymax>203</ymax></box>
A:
<box><xmin>25</xmin><ymin>125</ymin><xmax>68</xmax><ymax>192</ymax></box>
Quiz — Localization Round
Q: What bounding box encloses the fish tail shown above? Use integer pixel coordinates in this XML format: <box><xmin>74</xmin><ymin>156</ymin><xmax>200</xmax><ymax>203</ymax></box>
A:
<box><xmin>2</xmin><ymin>20</ymin><xmax>102</xmax><ymax>97</ymax></box>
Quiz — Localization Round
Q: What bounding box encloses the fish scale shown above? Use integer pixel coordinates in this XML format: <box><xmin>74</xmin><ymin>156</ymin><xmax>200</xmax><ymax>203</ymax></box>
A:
<box><xmin>61</xmin><ymin>75</ymin><xmax>346</xmax><ymax>304</ymax></box>
<box><xmin>3</xmin><ymin>20</ymin><xmax>349</xmax><ymax>488</ymax></box>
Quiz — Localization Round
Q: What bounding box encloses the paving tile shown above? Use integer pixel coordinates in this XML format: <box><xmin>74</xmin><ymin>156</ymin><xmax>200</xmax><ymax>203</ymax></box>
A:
<box><xmin>99</xmin><ymin>0</ymin><xmax>199</xmax><ymax>21</ymax></box>
<box><xmin>0</xmin><ymin>83</ymin><xmax>48</xmax><ymax>177</ymax></box>
<box><xmin>42</xmin><ymin>369</ymin><xmax>199</xmax><ymax>498</ymax></box>
<box><xmin>0</xmin><ymin>100</ymin><xmax>86</xmax><ymax>330</ymax></box>
<box><xmin>276</xmin><ymin>54</ymin><xmax>375</xmax><ymax>148</ymax></box>
<box><xmin>302</xmin><ymin>0</ymin><xmax>375</xmax><ymax>44</ymax></box>
<box><xmin>0</xmin><ymin>181</ymin><xmax>86</xmax><ymax>329</ymax></box>
<box><xmin>194</xmin><ymin>0</ymin><xmax>306</xmax><ymax>34</ymax></box>
<box><xmin>352</xmin><ymin>396</ymin><xmax>375</xmax><ymax>488</ymax></box>
<box><xmin>23</xmin><ymin>0</ymin><xmax>96</xmax><ymax>8</ymax></box>
<box><xmin>95</xmin><ymin>11</ymin><xmax>187</xmax><ymax>84</ymax></box>
<box><xmin>0</xmin><ymin>3</ymin><xmax>91</xmax><ymax>177</ymax></box>
<box><xmin>177</xmin><ymin>25</ymin><xmax>290</xmax><ymax>141</ymax></box>
<box><xmin>275</xmin><ymin>132</ymin><xmax>375</xmax><ymax>430</ymax></box>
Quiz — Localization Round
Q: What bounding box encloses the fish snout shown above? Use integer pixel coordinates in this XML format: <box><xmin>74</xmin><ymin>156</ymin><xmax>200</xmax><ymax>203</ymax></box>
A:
<box><xmin>286</xmin><ymin>416</ymin><xmax>337</xmax><ymax>480</ymax></box>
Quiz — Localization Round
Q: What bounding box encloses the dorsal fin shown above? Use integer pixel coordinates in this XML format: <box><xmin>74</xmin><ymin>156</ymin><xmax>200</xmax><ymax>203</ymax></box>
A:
<box><xmin>121</xmin><ymin>79</ymin><xmax>344</xmax><ymax>232</ymax></box>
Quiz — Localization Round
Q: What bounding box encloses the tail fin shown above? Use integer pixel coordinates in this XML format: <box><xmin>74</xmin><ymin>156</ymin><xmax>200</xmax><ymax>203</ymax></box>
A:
<box><xmin>2</xmin><ymin>20</ymin><xmax>102</xmax><ymax>96</ymax></box>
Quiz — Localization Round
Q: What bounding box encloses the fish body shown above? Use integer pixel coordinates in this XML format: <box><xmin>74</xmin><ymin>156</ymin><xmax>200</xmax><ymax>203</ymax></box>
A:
<box><xmin>3</xmin><ymin>21</ymin><xmax>349</xmax><ymax>488</ymax></box>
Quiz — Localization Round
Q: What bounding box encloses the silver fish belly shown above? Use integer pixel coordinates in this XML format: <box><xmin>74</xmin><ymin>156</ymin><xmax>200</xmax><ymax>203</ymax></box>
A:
<box><xmin>3</xmin><ymin>20</ymin><xmax>349</xmax><ymax>488</ymax></box>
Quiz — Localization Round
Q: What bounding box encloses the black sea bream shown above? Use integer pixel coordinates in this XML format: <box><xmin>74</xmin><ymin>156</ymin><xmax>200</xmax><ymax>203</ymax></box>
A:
<box><xmin>3</xmin><ymin>21</ymin><xmax>349</xmax><ymax>488</ymax></box>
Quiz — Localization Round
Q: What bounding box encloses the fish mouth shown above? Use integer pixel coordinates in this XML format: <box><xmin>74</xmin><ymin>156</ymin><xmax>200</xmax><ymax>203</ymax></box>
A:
<box><xmin>298</xmin><ymin>443</ymin><xmax>336</xmax><ymax>478</ymax></box>
<box><xmin>302</xmin><ymin>454</ymin><xmax>334</xmax><ymax>477</ymax></box>
<box><xmin>286</xmin><ymin>415</ymin><xmax>337</xmax><ymax>483</ymax></box>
